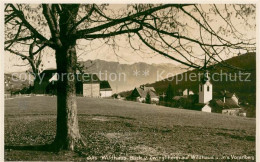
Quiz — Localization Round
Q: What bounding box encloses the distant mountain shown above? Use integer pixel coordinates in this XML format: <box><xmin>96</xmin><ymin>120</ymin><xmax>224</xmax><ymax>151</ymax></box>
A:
<box><xmin>5</xmin><ymin>60</ymin><xmax>184</xmax><ymax>94</ymax></box>
<box><xmin>121</xmin><ymin>52</ymin><xmax>256</xmax><ymax>106</ymax></box>
<box><xmin>80</xmin><ymin>60</ymin><xmax>185</xmax><ymax>93</ymax></box>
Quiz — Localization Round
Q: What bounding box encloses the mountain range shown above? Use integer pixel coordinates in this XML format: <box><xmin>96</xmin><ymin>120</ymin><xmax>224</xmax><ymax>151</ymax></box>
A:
<box><xmin>5</xmin><ymin>60</ymin><xmax>185</xmax><ymax>93</ymax></box>
<box><xmin>81</xmin><ymin>60</ymin><xmax>185</xmax><ymax>92</ymax></box>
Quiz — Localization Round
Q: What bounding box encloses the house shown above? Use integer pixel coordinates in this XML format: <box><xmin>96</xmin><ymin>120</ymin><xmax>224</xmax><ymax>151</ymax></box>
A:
<box><xmin>220</xmin><ymin>90</ymin><xmax>239</xmax><ymax>105</ymax></box>
<box><xmin>129</xmin><ymin>85</ymin><xmax>159</xmax><ymax>103</ymax></box>
<box><xmin>183</xmin><ymin>89</ymin><xmax>194</xmax><ymax>96</ymax></box>
<box><xmin>172</xmin><ymin>89</ymin><xmax>194</xmax><ymax>102</ymax></box>
<box><xmin>213</xmin><ymin>90</ymin><xmax>246</xmax><ymax>116</ymax></box>
<box><xmin>75</xmin><ymin>73</ymin><xmax>113</xmax><ymax>98</ymax></box>
<box><xmin>208</xmin><ymin>90</ymin><xmax>245</xmax><ymax>116</ymax></box>
<box><xmin>33</xmin><ymin>68</ymin><xmax>57</xmax><ymax>94</ymax></box>
<box><xmin>79</xmin><ymin>73</ymin><xmax>101</xmax><ymax>97</ymax></box>
<box><xmin>100</xmin><ymin>81</ymin><xmax>112</xmax><ymax>97</ymax></box>
<box><xmin>33</xmin><ymin>69</ymin><xmax>112</xmax><ymax>97</ymax></box>
<box><xmin>213</xmin><ymin>91</ymin><xmax>244</xmax><ymax>116</ymax></box>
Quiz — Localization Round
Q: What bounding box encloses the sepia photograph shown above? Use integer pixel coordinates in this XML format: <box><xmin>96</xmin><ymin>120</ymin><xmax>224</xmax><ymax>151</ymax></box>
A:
<box><xmin>2</xmin><ymin>1</ymin><xmax>258</xmax><ymax>161</ymax></box>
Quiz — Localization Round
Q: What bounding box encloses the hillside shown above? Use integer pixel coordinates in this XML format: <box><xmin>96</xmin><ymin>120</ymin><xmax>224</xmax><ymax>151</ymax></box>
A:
<box><xmin>120</xmin><ymin>53</ymin><xmax>256</xmax><ymax>106</ymax></box>
<box><xmin>5</xmin><ymin>96</ymin><xmax>255</xmax><ymax>160</ymax></box>
<box><xmin>81</xmin><ymin>60</ymin><xmax>185</xmax><ymax>92</ymax></box>
<box><xmin>4</xmin><ymin>73</ymin><xmax>32</xmax><ymax>94</ymax></box>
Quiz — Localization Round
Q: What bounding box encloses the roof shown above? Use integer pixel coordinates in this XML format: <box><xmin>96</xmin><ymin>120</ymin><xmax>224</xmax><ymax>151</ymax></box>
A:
<box><xmin>39</xmin><ymin>69</ymin><xmax>57</xmax><ymax>79</ymax></box>
<box><xmin>200</xmin><ymin>71</ymin><xmax>211</xmax><ymax>84</ymax></box>
<box><xmin>220</xmin><ymin>91</ymin><xmax>237</xmax><ymax>98</ymax></box>
<box><xmin>144</xmin><ymin>87</ymin><xmax>155</xmax><ymax>92</ymax></box>
<box><xmin>134</xmin><ymin>86</ymin><xmax>157</xmax><ymax>98</ymax></box>
<box><xmin>173</xmin><ymin>96</ymin><xmax>183</xmax><ymax>100</ymax></box>
<box><xmin>212</xmin><ymin>99</ymin><xmax>240</xmax><ymax>109</ymax></box>
<box><xmin>100</xmin><ymin>81</ymin><xmax>112</xmax><ymax>91</ymax></box>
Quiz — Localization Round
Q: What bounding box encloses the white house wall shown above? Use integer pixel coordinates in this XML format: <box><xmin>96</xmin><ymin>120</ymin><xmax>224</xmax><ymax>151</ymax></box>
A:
<box><xmin>83</xmin><ymin>83</ymin><xmax>100</xmax><ymax>97</ymax></box>
<box><xmin>100</xmin><ymin>90</ymin><xmax>112</xmax><ymax>98</ymax></box>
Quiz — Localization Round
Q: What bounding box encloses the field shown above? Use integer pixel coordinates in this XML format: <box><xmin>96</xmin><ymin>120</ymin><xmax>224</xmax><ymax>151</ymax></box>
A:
<box><xmin>5</xmin><ymin>96</ymin><xmax>255</xmax><ymax>161</ymax></box>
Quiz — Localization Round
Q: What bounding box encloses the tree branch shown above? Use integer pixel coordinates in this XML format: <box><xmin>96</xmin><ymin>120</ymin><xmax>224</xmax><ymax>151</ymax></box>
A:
<box><xmin>136</xmin><ymin>32</ymin><xmax>200</xmax><ymax>69</ymax></box>
<box><xmin>76</xmin><ymin>4</ymin><xmax>191</xmax><ymax>37</ymax></box>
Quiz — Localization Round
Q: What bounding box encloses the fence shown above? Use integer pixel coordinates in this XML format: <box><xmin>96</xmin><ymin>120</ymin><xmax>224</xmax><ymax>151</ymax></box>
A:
<box><xmin>4</xmin><ymin>93</ymin><xmax>55</xmax><ymax>99</ymax></box>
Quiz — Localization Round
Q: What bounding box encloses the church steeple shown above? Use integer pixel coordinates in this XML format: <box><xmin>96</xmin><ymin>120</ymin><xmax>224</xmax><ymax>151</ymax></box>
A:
<box><xmin>199</xmin><ymin>55</ymin><xmax>212</xmax><ymax>104</ymax></box>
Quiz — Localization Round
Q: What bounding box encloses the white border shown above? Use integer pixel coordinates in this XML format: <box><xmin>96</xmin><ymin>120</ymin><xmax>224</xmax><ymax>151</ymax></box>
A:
<box><xmin>0</xmin><ymin>1</ymin><xmax>259</xmax><ymax>161</ymax></box>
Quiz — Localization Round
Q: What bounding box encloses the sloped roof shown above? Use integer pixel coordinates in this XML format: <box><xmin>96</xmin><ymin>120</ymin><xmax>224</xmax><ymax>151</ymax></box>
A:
<box><xmin>39</xmin><ymin>69</ymin><xmax>57</xmax><ymax>80</ymax></box>
<box><xmin>226</xmin><ymin>93</ymin><xmax>236</xmax><ymax>98</ymax></box>
<box><xmin>173</xmin><ymin>96</ymin><xmax>182</xmax><ymax>100</ymax></box>
<box><xmin>220</xmin><ymin>91</ymin><xmax>237</xmax><ymax>98</ymax></box>
<box><xmin>200</xmin><ymin>72</ymin><xmax>211</xmax><ymax>84</ymax></box>
<box><xmin>135</xmin><ymin>87</ymin><xmax>157</xmax><ymax>98</ymax></box>
<box><xmin>144</xmin><ymin>87</ymin><xmax>155</xmax><ymax>92</ymax></box>
<box><xmin>212</xmin><ymin>99</ymin><xmax>240</xmax><ymax>109</ymax></box>
<box><xmin>100</xmin><ymin>80</ymin><xmax>112</xmax><ymax>91</ymax></box>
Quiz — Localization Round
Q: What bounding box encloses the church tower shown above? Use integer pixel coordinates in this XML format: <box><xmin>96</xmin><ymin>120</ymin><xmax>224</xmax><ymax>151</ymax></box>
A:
<box><xmin>199</xmin><ymin>70</ymin><xmax>212</xmax><ymax>104</ymax></box>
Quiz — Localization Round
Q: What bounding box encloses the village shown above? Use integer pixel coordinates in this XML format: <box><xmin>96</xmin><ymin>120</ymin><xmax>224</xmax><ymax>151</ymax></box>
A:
<box><xmin>127</xmin><ymin>71</ymin><xmax>247</xmax><ymax>117</ymax></box>
<box><xmin>5</xmin><ymin>67</ymin><xmax>248</xmax><ymax>117</ymax></box>
<box><xmin>3</xmin><ymin>3</ymin><xmax>257</xmax><ymax>161</ymax></box>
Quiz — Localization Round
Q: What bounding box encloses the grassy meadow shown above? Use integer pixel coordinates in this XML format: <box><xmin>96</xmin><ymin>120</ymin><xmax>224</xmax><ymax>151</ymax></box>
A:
<box><xmin>5</xmin><ymin>96</ymin><xmax>255</xmax><ymax>161</ymax></box>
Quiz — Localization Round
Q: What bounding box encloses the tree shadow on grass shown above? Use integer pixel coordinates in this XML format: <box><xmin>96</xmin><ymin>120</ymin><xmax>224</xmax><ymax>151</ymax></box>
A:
<box><xmin>5</xmin><ymin>144</ymin><xmax>55</xmax><ymax>152</ymax></box>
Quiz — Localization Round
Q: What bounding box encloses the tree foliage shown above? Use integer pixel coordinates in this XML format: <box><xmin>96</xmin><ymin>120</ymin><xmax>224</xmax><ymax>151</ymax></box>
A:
<box><xmin>145</xmin><ymin>92</ymin><xmax>151</xmax><ymax>104</ymax></box>
<box><xmin>5</xmin><ymin>4</ymin><xmax>256</xmax><ymax>70</ymax></box>
<box><xmin>4</xmin><ymin>4</ymin><xmax>256</xmax><ymax>151</ymax></box>
<box><xmin>165</xmin><ymin>84</ymin><xmax>175</xmax><ymax>101</ymax></box>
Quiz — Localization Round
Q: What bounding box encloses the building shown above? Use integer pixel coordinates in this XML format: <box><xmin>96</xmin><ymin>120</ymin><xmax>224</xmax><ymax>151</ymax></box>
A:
<box><xmin>33</xmin><ymin>69</ymin><xmax>112</xmax><ymax>97</ymax></box>
<box><xmin>183</xmin><ymin>89</ymin><xmax>194</xmax><ymax>96</ymax></box>
<box><xmin>100</xmin><ymin>81</ymin><xmax>113</xmax><ymax>97</ymax></box>
<box><xmin>221</xmin><ymin>91</ymin><xmax>239</xmax><ymax>105</ymax></box>
<box><xmin>33</xmin><ymin>68</ymin><xmax>57</xmax><ymax>94</ymax></box>
<box><xmin>199</xmin><ymin>71</ymin><xmax>212</xmax><ymax>104</ymax></box>
<box><xmin>175</xmin><ymin>70</ymin><xmax>245</xmax><ymax>116</ymax></box>
<box><xmin>80</xmin><ymin>74</ymin><xmax>101</xmax><ymax>97</ymax></box>
<box><xmin>222</xmin><ymin>108</ymin><xmax>242</xmax><ymax>116</ymax></box>
<box><xmin>201</xmin><ymin>104</ymin><xmax>212</xmax><ymax>113</ymax></box>
<box><xmin>129</xmin><ymin>85</ymin><xmax>159</xmax><ymax>103</ymax></box>
<box><xmin>211</xmin><ymin>90</ymin><xmax>244</xmax><ymax>116</ymax></box>
<box><xmin>198</xmin><ymin>71</ymin><xmax>213</xmax><ymax>112</ymax></box>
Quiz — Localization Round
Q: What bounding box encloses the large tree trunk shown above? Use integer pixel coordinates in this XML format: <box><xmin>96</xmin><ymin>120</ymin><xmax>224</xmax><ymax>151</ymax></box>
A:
<box><xmin>53</xmin><ymin>45</ymin><xmax>83</xmax><ymax>151</ymax></box>
<box><xmin>52</xmin><ymin>5</ymin><xmax>83</xmax><ymax>151</ymax></box>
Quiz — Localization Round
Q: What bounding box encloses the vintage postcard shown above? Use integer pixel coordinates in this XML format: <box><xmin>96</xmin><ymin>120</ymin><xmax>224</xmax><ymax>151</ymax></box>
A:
<box><xmin>1</xmin><ymin>1</ymin><xmax>259</xmax><ymax>161</ymax></box>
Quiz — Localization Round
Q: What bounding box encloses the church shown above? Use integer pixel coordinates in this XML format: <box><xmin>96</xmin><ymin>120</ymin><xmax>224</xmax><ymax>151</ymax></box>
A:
<box><xmin>198</xmin><ymin>71</ymin><xmax>244</xmax><ymax>116</ymax></box>
<box><xmin>198</xmin><ymin>70</ymin><xmax>213</xmax><ymax>112</ymax></box>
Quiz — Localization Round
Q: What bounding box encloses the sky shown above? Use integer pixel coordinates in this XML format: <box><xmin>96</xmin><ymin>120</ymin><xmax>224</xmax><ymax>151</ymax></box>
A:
<box><xmin>4</xmin><ymin>4</ymin><xmax>256</xmax><ymax>73</ymax></box>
